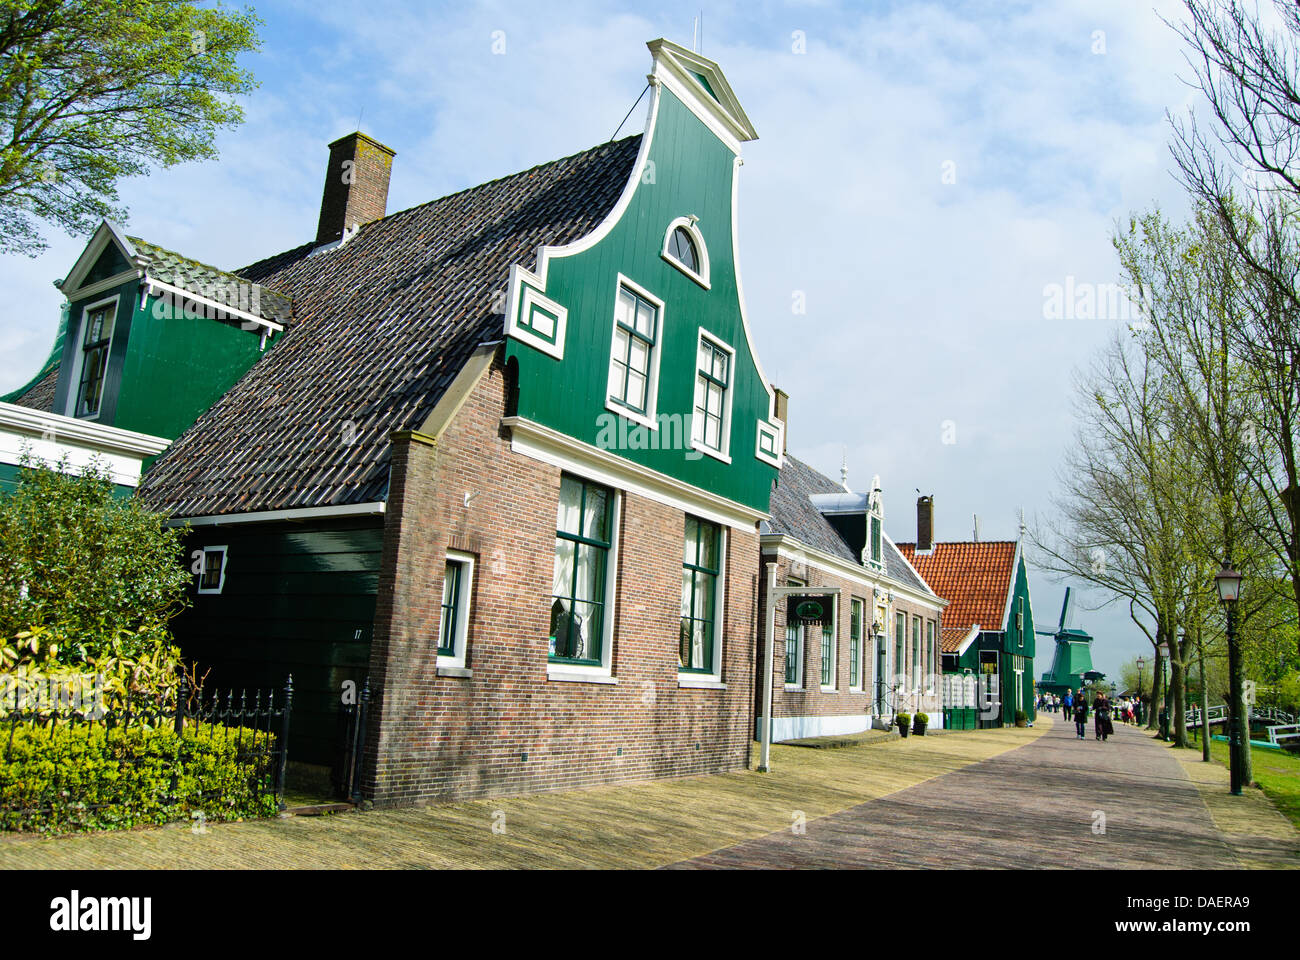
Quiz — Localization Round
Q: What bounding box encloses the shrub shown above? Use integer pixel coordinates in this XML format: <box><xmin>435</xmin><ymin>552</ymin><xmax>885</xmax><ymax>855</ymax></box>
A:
<box><xmin>914</xmin><ymin>712</ymin><xmax>929</xmax><ymax>724</ymax></box>
<box><xmin>0</xmin><ymin>455</ymin><xmax>190</xmax><ymax>676</ymax></box>
<box><xmin>895</xmin><ymin>712</ymin><xmax>911</xmax><ymax>725</ymax></box>
<box><xmin>0</xmin><ymin>718</ymin><xmax>279</xmax><ymax>834</ymax></box>
<box><xmin>1014</xmin><ymin>709</ymin><xmax>1028</xmax><ymax>724</ymax></box>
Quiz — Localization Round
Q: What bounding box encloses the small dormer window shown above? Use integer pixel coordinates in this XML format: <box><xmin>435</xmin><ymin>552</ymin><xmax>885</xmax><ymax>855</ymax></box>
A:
<box><xmin>662</xmin><ymin>218</ymin><xmax>710</xmax><ymax>287</ymax></box>
<box><xmin>72</xmin><ymin>298</ymin><xmax>118</xmax><ymax>419</ymax></box>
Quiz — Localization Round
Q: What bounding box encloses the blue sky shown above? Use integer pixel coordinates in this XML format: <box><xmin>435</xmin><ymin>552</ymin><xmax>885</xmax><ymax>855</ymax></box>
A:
<box><xmin>0</xmin><ymin>0</ymin><xmax>1205</xmax><ymax>678</ymax></box>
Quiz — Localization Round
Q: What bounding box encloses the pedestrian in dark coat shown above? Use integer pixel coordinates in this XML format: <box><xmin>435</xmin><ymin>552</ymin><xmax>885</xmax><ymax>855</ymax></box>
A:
<box><xmin>1094</xmin><ymin>695</ymin><xmax>1115</xmax><ymax>741</ymax></box>
<box><xmin>1073</xmin><ymin>693</ymin><xmax>1088</xmax><ymax>739</ymax></box>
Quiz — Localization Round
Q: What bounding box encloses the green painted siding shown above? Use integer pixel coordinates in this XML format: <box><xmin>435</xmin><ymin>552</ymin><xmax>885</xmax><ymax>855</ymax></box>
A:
<box><xmin>171</xmin><ymin>519</ymin><xmax>383</xmax><ymax>767</ymax></box>
<box><xmin>52</xmin><ymin>280</ymin><xmax>273</xmax><ymax>447</ymax></box>
<box><xmin>507</xmin><ymin>89</ymin><xmax>778</xmax><ymax>513</ymax></box>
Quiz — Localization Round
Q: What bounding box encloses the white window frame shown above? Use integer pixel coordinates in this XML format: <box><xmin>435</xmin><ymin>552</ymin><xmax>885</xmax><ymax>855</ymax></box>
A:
<box><xmin>784</xmin><ymin>578</ymin><xmax>805</xmax><ymax>690</ymax></box>
<box><xmin>197</xmin><ymin>545</ymin><xmax>228</xmax><ymax>595</ymax></box>
<box><xmin>820</xmin><ymin>593</ymin><xmax>839</xmax><ymax>693</ymax></box>
<box><xmin>547</xmin><ymin>486</ymin><xmax>622</xmax><ymax>685</ymax></box>
<box><xmin>848</xmin><ymin>597</ymin><xmax>865</xmax><ymax>692</ymax></box>
<box><xmin>66</xmin><ymin>294</ymin><xmax>120</xmax><ymax>421</ymax></box>
<box><xmin>604</xmin><ymin>274</ymin><xmax>665</xmax><ymax>432</ymax></box>
<box><xmin>437</xmin><ymin>550</ymin><xmax>475</xmax><ymax>675</ymax></box>
<box><xmin>661</xmin><ymin>216</ymin><xmax>711</xmax><ymax>289</ymax></box>
<box><xmin>678</xmin><ymin>523</ymin><xmax>727</xmax><ymax>687</ymax></box>
<box><xmin>690</xmin><ymin>329</ymin><xmax>735</xmax><ymax>464</ymax></box>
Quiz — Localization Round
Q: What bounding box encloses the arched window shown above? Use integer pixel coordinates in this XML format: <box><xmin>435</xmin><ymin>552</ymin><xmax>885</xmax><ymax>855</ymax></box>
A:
<box><xmin>668</xmin><ymin>226</ymin><xmax>698</xmax><ymax>273</ymax></box>
<box><xmin>661</xmin><ymin>217</ymin><xmax>710</xmax><ymax>287</ymax></box>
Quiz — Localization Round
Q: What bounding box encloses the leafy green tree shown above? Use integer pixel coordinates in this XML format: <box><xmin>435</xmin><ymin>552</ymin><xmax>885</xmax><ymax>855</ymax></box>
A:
<box><xmin>0</xmin><ymin>0</ymin><xmax>261</xmax><ymax>254</ymax></box>
<box><xmin>0</xmin><ymin>455</ymin><xmax>190</xmax><ymax>669</ymax></box>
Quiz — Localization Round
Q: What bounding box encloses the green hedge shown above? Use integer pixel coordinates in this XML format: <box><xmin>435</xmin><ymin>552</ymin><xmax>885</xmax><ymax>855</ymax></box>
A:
<box><xmin>0</xmin><ymin>720</ymin><xmax>280</xmax><ymax>834</ymax></box>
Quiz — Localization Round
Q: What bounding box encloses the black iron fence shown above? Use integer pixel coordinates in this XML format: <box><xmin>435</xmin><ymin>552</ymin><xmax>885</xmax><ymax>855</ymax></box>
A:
<box><xmin>1</xmin><ymin>675</ymin><xmax>293</xmax><ymax>832</ymax></box>
<box><xmin>333</xmin><ymin>676</ymin><xmax>370</xmax><ymax>803</ymax></box>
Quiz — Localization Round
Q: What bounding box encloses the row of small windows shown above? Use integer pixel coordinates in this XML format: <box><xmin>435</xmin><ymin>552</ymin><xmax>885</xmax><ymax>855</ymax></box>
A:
<box><xmin>785</xmin><ymin>590</ymin><xmax>937</xmax><ymax>694</ymax></box>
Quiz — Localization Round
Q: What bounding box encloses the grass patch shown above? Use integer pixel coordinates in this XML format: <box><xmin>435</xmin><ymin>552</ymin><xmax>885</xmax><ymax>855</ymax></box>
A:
<box><xmin>1206</xmin><ymin>738</ymin><xmax>1300</xmax><ymax>832</ymax></box>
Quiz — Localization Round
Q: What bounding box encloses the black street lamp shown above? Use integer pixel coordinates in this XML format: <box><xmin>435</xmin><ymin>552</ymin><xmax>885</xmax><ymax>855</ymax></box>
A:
<box><xmin>1136</xmin><ymin>656</ymin><xmax>1145</xmax><ymax>724</ymax></box>
<box><xmin>1214</xmin><ymin>563</ymin><xmax>1244</xmax><ymax>796</ymax></box>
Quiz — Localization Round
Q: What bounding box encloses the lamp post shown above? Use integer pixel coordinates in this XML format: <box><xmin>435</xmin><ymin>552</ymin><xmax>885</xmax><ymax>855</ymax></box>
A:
<box><xmin>1214</xmin><ymin>563</ymin><xmax>1244</xmax><ymax>796</ymax></box>
<box><xmin>1136</xmin><ymin>656</ymin><xmax>1145</xmax><ymax>725</ymax></box>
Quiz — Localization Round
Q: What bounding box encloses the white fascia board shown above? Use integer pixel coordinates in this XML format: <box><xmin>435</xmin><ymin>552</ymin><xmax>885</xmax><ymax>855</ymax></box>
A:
<box><xmin>759</xmin><ymin>534</ymin><xmax>944</xmax><ymax>612</ymax></box>
<box><xmin>505</xmin><ymin>415</ymin><xmax>763</xmax><ymax>532</ymax></box>
<box><xmin>955</xmin><ymin>624</ymin><xmax>981</xmax><ymax>656</ymax></box>
<box><xmin>998</xmin><ymin>539</ymin><xmax>1024</xmax><ymax>632</ymax></box>
<box><xmin>646</xmin><ymin>38</ymin><xmax>758</xmax><ymax>145</ymax></box>
<box><xmin>59</xmin><ymin>220</ymin><xmax>140</xmax><ymax>296</ymax></box>
<box><xmin>168</xmin><ymin>501</ymin><xmax>386</xmax><ymax>528</ymax></box>
<box><xmin>143</xmin><ymin>276</ymin><xmax>284</xmax><ymax>333</ymax></box>
<box><xmin>0</xmin><ymin>402</ymin><xmax>170</xmax><ymax>457</ymax></box>
<box><xmin>883</xmin><ymin>531</ymin><xmax>941</xmax><ymax>600</ymax></box>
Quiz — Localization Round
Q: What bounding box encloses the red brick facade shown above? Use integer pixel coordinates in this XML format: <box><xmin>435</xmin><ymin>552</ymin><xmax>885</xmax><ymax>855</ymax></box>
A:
<box><xmin>756</xmin><ymin>550</ymin><xmax>943</xmax><ymax>740</ymax></box>
<box><xmin>363</xmin><ymin>356</ymin><xmax>760</xmax><ymax>805</ymax></box>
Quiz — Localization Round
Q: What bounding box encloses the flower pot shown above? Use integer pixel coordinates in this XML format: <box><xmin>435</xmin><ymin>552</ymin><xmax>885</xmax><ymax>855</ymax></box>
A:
<box><xmin>912</xmin><ymin>720</ymin><xmax>927</xmax><ymax>736</ymax></box>
<box><xmin>896</xmin><ymin>721</ymin><xmax>910</xmax><ymax>738</ymax></box>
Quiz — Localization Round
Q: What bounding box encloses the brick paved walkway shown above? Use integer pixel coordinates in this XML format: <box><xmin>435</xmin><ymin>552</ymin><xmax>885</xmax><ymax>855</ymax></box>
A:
<box><xmin>670</xmin><ymin>716</ymin><xmax>1300</xmax><ymax>869</ymax></box>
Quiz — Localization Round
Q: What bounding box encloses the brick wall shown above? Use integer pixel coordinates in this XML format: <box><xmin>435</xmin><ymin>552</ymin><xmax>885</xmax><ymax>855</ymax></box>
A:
<box><xmin>755</xmin><ymin>552</ymin><xmax>943</xmax><ymax>739</ymax></box>
<box><xmin>363</xmin><ymin>356</ymin><xmax>759</xmax><ymax>805</ymax></box>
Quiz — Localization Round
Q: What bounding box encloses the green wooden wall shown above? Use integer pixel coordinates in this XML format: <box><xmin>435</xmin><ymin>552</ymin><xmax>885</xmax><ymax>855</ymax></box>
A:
<box><xmin>170</xmin><ymin>519</ymin><xmax>383</xmax><ymax>767</ymax></box>
<box><xmin>51</xmin><ymin>274</ymin><xmax>272</xmax><ymax>447</ymax></box>
<box><xmin>507</xmin><ymin>89</ymin><xmax>778</xmax><ymax>513</ymax></box>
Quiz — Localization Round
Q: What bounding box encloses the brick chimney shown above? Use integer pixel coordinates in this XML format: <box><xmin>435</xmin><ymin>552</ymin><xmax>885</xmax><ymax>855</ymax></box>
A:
<box><xmin>917</xmin><ymin>495</ymin><xmax>934</xmax><ymax>552</ymax></box>
<box><xmin>773</xmin><ymin>387</ymin><xmax>789</xmax><ymax>454</ymax></box>
<box><xmin>315</xmin><ymin>132</ymin><xmax>396</xmax><ymax>246</ymax></box>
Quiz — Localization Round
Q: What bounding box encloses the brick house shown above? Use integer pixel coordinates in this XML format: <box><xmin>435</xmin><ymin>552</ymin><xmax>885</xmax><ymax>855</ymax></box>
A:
<box><xmin>8</xmin><ymin>39</ymin><xmax>789</xmax><ymax>805</ymax></box>
<box><xmin>757</xmin><ymin>451</ymin><xmax>946</xmax><ymax>740</ymax></box>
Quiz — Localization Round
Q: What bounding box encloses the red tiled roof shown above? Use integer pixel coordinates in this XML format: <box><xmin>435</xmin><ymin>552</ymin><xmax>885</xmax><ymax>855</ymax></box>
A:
<box><xmin>896</xmin><ymin>541</ymin><xmax>1018</xmax><ymax>640</ymax></box>
<box><xmin>939</xmin><ymin>627</ymin><xmax>971</xmax><ymax>654</ymax></box>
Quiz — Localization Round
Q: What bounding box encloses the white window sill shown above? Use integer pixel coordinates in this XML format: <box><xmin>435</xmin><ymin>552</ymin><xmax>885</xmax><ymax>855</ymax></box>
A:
<box><xmin>547</xmin><ymin>666</ymin><xmax>617</xmax><ymax>685</ymax></box>
<box><xmin>820</xmin><ymin>686</ymin><xmax>837</xmax><ymax>694</ymax></box>
<box><xmin>784</xmin><ymin>684</ymin><xmax>803</xmax><ymax>691</ymax></box>
<box><xmin>661</xmin><ymin>251</ymin><xmax>711</xmax><ymax>289</ymax></box>
<box><xmin>689</xmin><ymin>438</ymin><xmax>731</xmax><ymax>464</ymax></box>
<box><xmin>437</xmin><ymin>665</ymin><xmax>472</xmax><ymax>678</ymax></box>
<box><xmin>604</xmin><ymin>398</ymin><xmax>659</xmax><ymax>433</ymax></box>
<box><xmin>678</xmin><ymin>676</ymin><xmax>725</xmax><ymax>689</ymax></box>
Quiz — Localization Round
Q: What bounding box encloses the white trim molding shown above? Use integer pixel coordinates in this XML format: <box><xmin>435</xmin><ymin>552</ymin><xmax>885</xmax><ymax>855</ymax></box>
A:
<box><xmin>604</xmin><ymin>273</ymin><xmax>666</xmax><ymax>432</ymax></box>
<box><xmin>0</xmin><ymin>401</ymin><xmax>169</xmax><ymax>489</ymax></box>
<box><xmin>505</xmin><ymin>415</ymin><xmax>765</xmax><ymax>532</ymax></box>
<box><xmin>662</xmin><ymin>216</ymin><xmax>711</xmax><ymax>288</ymax></box>
<box><xmin>437</xmin><ymin>549</ymin><xmax>475</xmax><ymax>672</ymax></box>
<box><xmin>196</xmin><ymin>544</ymin><xmax>228</xmax><ymax>595</ymax></box>
<box><xmin>690</xmin><ymin>328</ymin><xmax>735</xmax><ymax>464</ymax></box>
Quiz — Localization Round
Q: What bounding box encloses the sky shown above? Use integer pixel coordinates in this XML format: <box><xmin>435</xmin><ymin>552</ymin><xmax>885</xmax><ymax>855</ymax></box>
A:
<box><xmin>0</xmin><ymin>0</ymin><xmax>1211</xmax><ymax>679</ymax></box>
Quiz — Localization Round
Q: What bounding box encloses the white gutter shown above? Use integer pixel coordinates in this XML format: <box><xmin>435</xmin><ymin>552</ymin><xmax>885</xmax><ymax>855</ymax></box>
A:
<box><xmin>168</xmin><ymin>501</ymin><xmax>386</xmax><ymax>528</ymax></box>
<box><xmin>143</xmin><ymin>276</ymin><xmax>285</xmax><ymax>333</ymax></box>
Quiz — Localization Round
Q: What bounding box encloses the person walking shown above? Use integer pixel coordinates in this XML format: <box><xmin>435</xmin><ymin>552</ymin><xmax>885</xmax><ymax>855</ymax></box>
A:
<box><xmin>1063</xmin><ymin>690</ymin><xmax>1074</xmax><ymax>724</ymax></box>
<box><xmin>1073</xmin><ymin>690</ymin><xmax>1089</xmax><ymax>739</ymax></box>
<box><xmin>1094</xmin><ymin>694</ymin><xmax>1114</xmax><ymax>742</ymax></box>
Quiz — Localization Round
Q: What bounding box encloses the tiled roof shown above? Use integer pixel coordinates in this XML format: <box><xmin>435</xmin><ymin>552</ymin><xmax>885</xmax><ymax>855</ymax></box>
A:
<box><xmin>136</xmin><ymin>136</ymin><xmax>642</xmax><ymax>518</ymax></box>
<box><xmin>129</xmin><ymin>237</ymin><xmax>295</xmax><ymax>325</ymax></box>
<box><xmin>896</xmin><ymin>540</ymin><xmax>1018</xmax><ymax>636</ymax></box>
<box><xmin>940</xmin><ymin>626</ymin><xmax>972</xmax><ymax>654</ymax></box>
<box><xmin>7</xmin><ymin>365</ymin><xmax>59</xmax><ymax>412</ymax></box>
<box><xmin>765</xmin><ymin>455</ymin><xmax>857</xmax><ymax>563</ymax></box>
<box><xmin>765</xmin><ymin>455</ymin><xmax>936</xmax><ymax>597</ymax></box>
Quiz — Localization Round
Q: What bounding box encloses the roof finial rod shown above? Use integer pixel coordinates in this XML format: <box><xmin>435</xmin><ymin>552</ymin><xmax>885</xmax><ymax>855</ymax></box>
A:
<box><xmin>840</xmin><ymin>447</ymin><xmax>849</xmax><ymax>492</ymax></box>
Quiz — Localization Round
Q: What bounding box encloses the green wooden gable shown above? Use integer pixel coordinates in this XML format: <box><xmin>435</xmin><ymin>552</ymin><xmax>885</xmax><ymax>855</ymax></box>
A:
<box><xmin>504</xmin><ymin>40</ymin><xmax>782</xmax><ymax>516</ymax></box>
